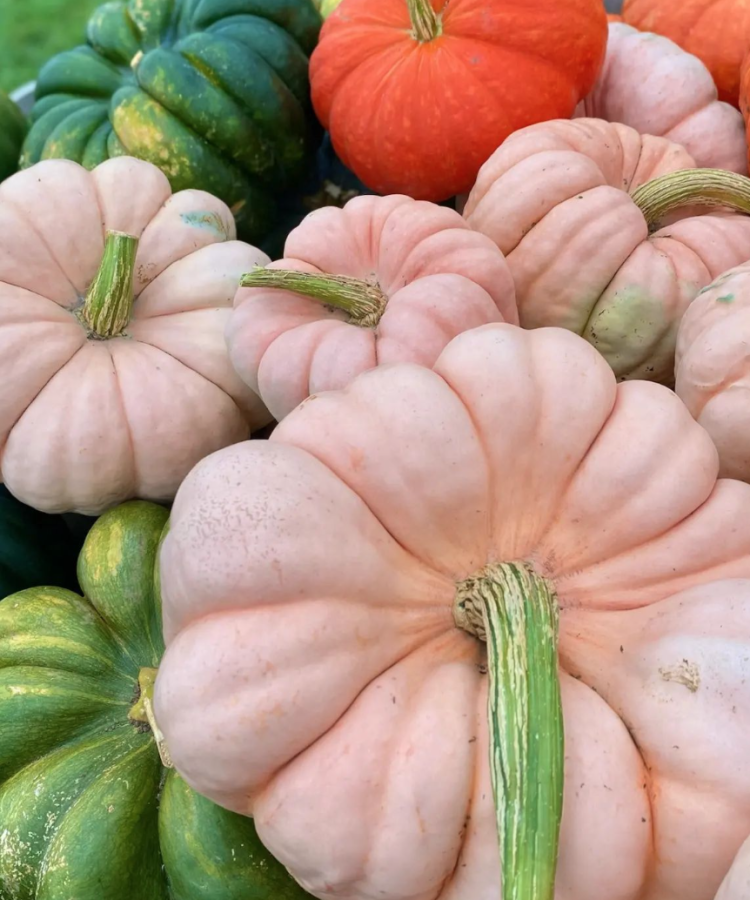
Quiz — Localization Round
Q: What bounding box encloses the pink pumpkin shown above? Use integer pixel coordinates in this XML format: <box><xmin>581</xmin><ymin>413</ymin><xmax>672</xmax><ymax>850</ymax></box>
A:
<box><xmin>227</xmin><ymin>194</ymin><xmax>517</xmax><ymax>420</ymax></box>
<box><xmin>0</xmin><ymin>157</ymin><xmax>271</xmax><ymax>515</ymax></box>
<box><xmin>576</xmin><ymin>23</ymin><xmax>747</xmax><ymax>174</ymax></box>
<box><xmin>156</xmin><ymin>324</ymin><xmax>750</xmax><ymax>900</ymax></box>
<box><xmin>464</xmin><ymin>118</ymin><xmax>750</xmax><ymax>383</ymax></box>
<box><xmin>675</xmin><ymin>261</ymin><xmax>750</xmax><ymax>482</ymax></box>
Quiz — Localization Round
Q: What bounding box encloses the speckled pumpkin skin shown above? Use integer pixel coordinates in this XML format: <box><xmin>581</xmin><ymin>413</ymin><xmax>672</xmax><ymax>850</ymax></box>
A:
<box><xmin>21</xmin><ymin>0</ymin><xmax>322</xmax><ymax>242</ymax></box>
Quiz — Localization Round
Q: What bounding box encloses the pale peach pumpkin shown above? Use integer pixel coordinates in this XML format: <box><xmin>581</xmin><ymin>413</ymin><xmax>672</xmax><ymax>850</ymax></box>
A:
<box><xmin>718</xmin><ymin>836</ymin><xmax>750</xmax><ymax>899</ymax></box>
<box><xmin>227</xmin><ymin>194</ymin><xmax>517</xmax><ymax>420</ymax></box>
<box><xmin>464</xmin><ymin>118</ymin><xmax>750</xmax><ymax>383</ymax></box>
<box><xmin>675</xmin><ymin>261</ymin><xmax>750</xmax><ymax>482</ymax></box>
<box><xmin>0</xmin><ymin>157</ymin><xmax>271</xmax><ymax>515</ymax></box>
<box><xmin>156</xmin><ymin>324</ymin><xmax>750</xmax><ymax>900</ymax></box>
<box><xmin>576</xmin><ymin>23</ymin><xmax>747</xmax><ymax>174</ymax></box>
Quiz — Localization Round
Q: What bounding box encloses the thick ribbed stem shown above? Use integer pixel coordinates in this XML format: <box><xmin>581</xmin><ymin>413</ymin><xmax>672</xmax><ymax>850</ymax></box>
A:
<box><xmin>406</xmin><ymin>0</ymin><xmax>442</xmax><ymax>41</ymax></box>
<box><xmin>632</xmin><ymin>169</ymin><xmax>750</xmax><ymax>230</ymax></box>
<box><xmin>129</xmin><ymin>666</ymin><xmax>173</xmax><ymax>768</ymax></box>
<box><xmin>454</xmin><ymin>562</ymin><xmax>563</xmax><ymax>900</ymax></box>
<box><xmin>81</xmin><ymin>230</ymin><xmax>139</xmax><ymax>338</ymax></box>
<box><xmin>240</xmin><ymin>266</ymin><xmax>388</xmax><ymax>328</ymax></box>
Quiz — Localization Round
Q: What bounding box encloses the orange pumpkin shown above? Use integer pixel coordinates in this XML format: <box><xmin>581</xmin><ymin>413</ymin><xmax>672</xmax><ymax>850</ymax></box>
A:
<box><xmin>740</xmin><ymin>53</ymin><xmax>750</xmax><ymax>172</ymax></box>
<box><xmin>622</xmin><ymin>0</ymin><xmax>750</xmax><ymax>105</ymax></box>
<box><xmin>310</xmin><ymin>0</ymin><xmax>608</xmax><ymax>201</ymax></box>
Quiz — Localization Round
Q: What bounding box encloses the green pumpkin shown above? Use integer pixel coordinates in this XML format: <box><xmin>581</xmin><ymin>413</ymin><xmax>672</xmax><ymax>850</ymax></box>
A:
<box><xmin>0</xmin><ymin>500</ymin><xmax>312</xmax><ymax>900</ymax></box>
<box><xmin>0</xmin><ymin>486</ymin><xmax>85</xmax><ymax>599</ymax></box>
<box><xmin>0</xmin><ymin>92</ymin><xmax>27</xmax><ymax>183</ymax></box>
<box><xmin>20</xmin><ymin>0</ymin><xmax>323</xmax><ymax>242</ymax></box>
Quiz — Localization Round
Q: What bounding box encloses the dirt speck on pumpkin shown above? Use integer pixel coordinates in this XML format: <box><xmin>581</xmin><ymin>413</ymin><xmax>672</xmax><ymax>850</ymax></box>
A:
<box><xmin>659</xmin><ymin>659</ymin><xmax>700</xmax><ymax>692</ymax></box>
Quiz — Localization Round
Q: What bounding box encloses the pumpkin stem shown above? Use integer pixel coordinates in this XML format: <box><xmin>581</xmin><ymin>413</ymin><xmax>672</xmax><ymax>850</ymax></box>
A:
<box><xmin>406</xmin><ymin>0</ymin><xmax>442</xmax><ymax>42</ymax></box>
<box><xmin>240</xmin><ymin>266</ymin><xmax>388</xmax><ymax>328</ymax></box>
<box><xmin>80</xmin><ymin>230</ymin><xmax>139</xmax><ymax>339</ymax></box>
<box><xmin>454</xmin><ymin>562</ymin><xmax>564</xmax><ymax>900</ymax></box>
<box><xmin>129</xmin><ymin>666</ymin><xmax>174</xmax><ymax>769</ymax></box>
<box><xmin>632</xmin><ymin>169</ymin><xmax>750</xmax><ymax>231</ymax></box>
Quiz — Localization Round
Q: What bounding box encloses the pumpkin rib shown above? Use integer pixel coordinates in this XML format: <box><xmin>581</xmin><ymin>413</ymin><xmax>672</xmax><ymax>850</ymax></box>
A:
<box><xmin>107</xmin><ymin>345</ymin><xmax>140</xmax><ymax>490</ymax></box>
<box><xmin>182</xmin><ymin>35</ymin><xmax>305</xmax><ymax>175</ymax></box>
<box><xmin>0</xmin><ymin>196</ymin><xmax>88</xmax><ymax>302</ymax></box>
<box><xmin>173</xmin><ymin>33</ymin><xmax>310</xmax><ymax>178</ymax></box>
<box><xmin>0</xmin><ymin>334</ymin><xmax>86</xmax><ymax>461</ymax></box>
<box><xmin>125</xmin><ymin>78</ymin><xmax>254</xmax><ymax>184</ymax></box>
<box><xmin>202</xmin><ymin>18</ymin><xmax>314</xmax><ymax>109</ymax></box>
<box><xmin>35</xmin><ymin>738</ymin><xmax>157</xmax><ymax>891</ymax></box>
<box><xmin>555</xmin><ymin>489</ymin><xmax>748</xmax><ymax>605</ymax></box>
<box><xmin>514</xmin><ymin>189</ymin><xmax>634</xmax><ymax>306</ymax></box>
<box><xmin>576</xmin><ymin>233</ymin><xmax>706</xmax><ymax>369</ymax></box>
<box><xmin>128</xmin><ymin>324</ymin><xmax>248</xmax><ymax>413</ymax></box>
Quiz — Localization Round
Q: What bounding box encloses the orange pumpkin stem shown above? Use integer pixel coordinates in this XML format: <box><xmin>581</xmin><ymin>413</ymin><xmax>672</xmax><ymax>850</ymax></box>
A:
<box><xmin>81</xmin><ymin>230</ymin><xmax>139</xmax><ymax>339</ymax></box>
<box><xmin>455</xmin><ymin>562</ymin><xmax>563</xmax><ymax>900</ymax></box>
<box><xmin>240</xmin><ymin>266</ymin><xmax>388</xmax><ymax>328</ymax></box>
<box><xmin>406</xmin><ymin>0</ymin><xmax>442</xmax><ymax>42</ymax></box>
<box><xmin>632</xmin><ymin>169</ymin><xmax>750</xmax><ymax>231</ymax></box>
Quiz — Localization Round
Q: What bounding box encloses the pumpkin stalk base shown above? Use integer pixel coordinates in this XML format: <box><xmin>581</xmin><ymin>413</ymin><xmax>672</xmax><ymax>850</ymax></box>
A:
<box><xmin>129</xmin><ymin>666</ymin><xmax>173</xmax><ymax>769</ymax></box>
<box><xmin>406</xmin><ymin>0</ymin><xmax>442</xmax><ymax>42</ymax></box>
<box><xmin>454</xmin><ymin>562</ymin><xmax>564</xmax><ymax>900</ymax></box>
<box><xmin>80</xmin><ymin>230</ymin><xmax>139</xmax><ymax>339</ymax></box>
<box><xmin>632</xmin><ymin>169</ymin><xmax>750</xmax><ymax>231</ymax></box>
<box><xmin>240</xmin><ymin>266</ymin><xmax>388</xmax><ymax>328</ymax></box>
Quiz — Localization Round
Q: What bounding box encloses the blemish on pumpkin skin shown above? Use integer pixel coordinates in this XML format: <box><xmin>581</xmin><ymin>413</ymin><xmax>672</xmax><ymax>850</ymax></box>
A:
<box><xmin>180</xmin><ymin>211</ymin><xmax>229</xmax><ymax>240</ymax></box>
<box><xmin>659</xmin><ymin>659</ymin><xmax>700</xmax><ymax>692</ymax></box>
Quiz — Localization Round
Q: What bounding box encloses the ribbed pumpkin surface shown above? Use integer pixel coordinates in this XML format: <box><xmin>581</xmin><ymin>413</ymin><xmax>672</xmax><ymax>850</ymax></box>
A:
<box><xmin>21</xmin><ymin>0</ymin><xmax>322</xmax><ymax>241</ymax></box>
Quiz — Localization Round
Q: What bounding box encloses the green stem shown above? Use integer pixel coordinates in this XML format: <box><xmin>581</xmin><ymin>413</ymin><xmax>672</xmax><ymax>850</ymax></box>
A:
<box><xmin>240</xmin><ymin>266</ymin><xmax>388</xmax><ymax>328</ymax></box>
<box><xmin>632</xmin><ymin>169</ymin><xmax>750</xmax><ymax>231</ymax></box>
<box><xmin>129</xmin><ymin>666</ymin><xmax>173</xmax><ymax>768</ymax></box>
<box><xmin>406</xmin><ymin>0</ymin><xmax>442</xmax><ymax>41</ymax></box>
<box><xmin>81</xmin><ymin>230</ymin><xmax>139</xmax><ymax>339</ymax></box>
<box><xmin>454</xmin><ymin>562</ymin><xmax>564</xmax><ymax>900</ymax></box>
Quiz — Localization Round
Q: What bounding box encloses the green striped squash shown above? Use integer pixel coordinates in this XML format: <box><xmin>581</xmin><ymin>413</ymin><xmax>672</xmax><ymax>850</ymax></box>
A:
<box><xmin>0</xmin><ymin>486</ymin><xmax>85</xmax><ymax>599</ymax></box>
<box><xmin>0</xmin><ymin>500</ymin><xmax>313</xmax><ymax>900</ymax></box>
<box><xmin>20</xmin><ymin>0</ymin><xmax>322</xmax><ymax>242</ymax></box>
<box><xmin>0</xmin><ymin>92</ymin><xmax>27</xmax><ymax>182</ymax></box>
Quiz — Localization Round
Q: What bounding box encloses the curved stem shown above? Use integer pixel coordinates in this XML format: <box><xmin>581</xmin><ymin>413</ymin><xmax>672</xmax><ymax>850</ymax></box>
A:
<box><xmin>406</xmin><ymin>0</ymin><xmax>442</xmax><ymax>42</ymax></box>
<box><xmin>455</xmin><ymin>563</ymin><xmax>564</xmax><ymax>900</ymax></box>
<box><xmin>81</xmin><ymin>230</ymin><xmax>139</xmax><ymax>338</ymax></box>
<box><xmin>241</xmin><ymin>266</ymin><xmax>388</xmax><ymax>328</ymax></box>
<box><xmin>632</xmin><ymin>169</ymin><xmax>750</xmax><ymax>231</ymax></box>
<box><xmin>129</xmin><ymin>666</ymin><xmax>173</xmax><ymax>768</ymax></box>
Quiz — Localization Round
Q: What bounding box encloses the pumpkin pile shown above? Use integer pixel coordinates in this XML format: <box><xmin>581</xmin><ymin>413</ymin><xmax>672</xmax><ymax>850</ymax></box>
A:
<box><xmin>1</xmin><ymin>2</ymin><xmax>749</xmax><ymax>900</ymax></box>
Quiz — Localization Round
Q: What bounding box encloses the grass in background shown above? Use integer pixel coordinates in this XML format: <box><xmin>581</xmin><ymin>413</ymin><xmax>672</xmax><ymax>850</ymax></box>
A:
<box><xmin>0</xmin><ymin>0</ymin><xmax>101</xmax><ymax>93</ymax></box>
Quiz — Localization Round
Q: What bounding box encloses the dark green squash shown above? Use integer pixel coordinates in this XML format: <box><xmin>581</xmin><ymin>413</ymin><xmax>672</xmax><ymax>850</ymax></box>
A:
<box><xmin>0</xmin><ymin>486</ymin><xmax>85</xmax><ymax>599</ymax></box>
<box><xmin>20</xmin><ymin>0</ymin><xmax>323</xmax><ymax>242</ymax></box>
<box><xmin>0</xmin><ymin>92</ymin><xmax>27</xmax><ymax>183</ymax></box>
<box><xmin>0</xmin><ymin>500</ymin><xmax>313</xmax><ymax>900</ymax></box>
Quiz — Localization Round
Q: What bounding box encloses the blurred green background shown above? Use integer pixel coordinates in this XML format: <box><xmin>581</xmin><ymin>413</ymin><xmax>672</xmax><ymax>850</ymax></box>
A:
<box><xmin>0</xmin><ymin>0</ymin><xmax>100</xmax><ymax>93</ymax></box>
